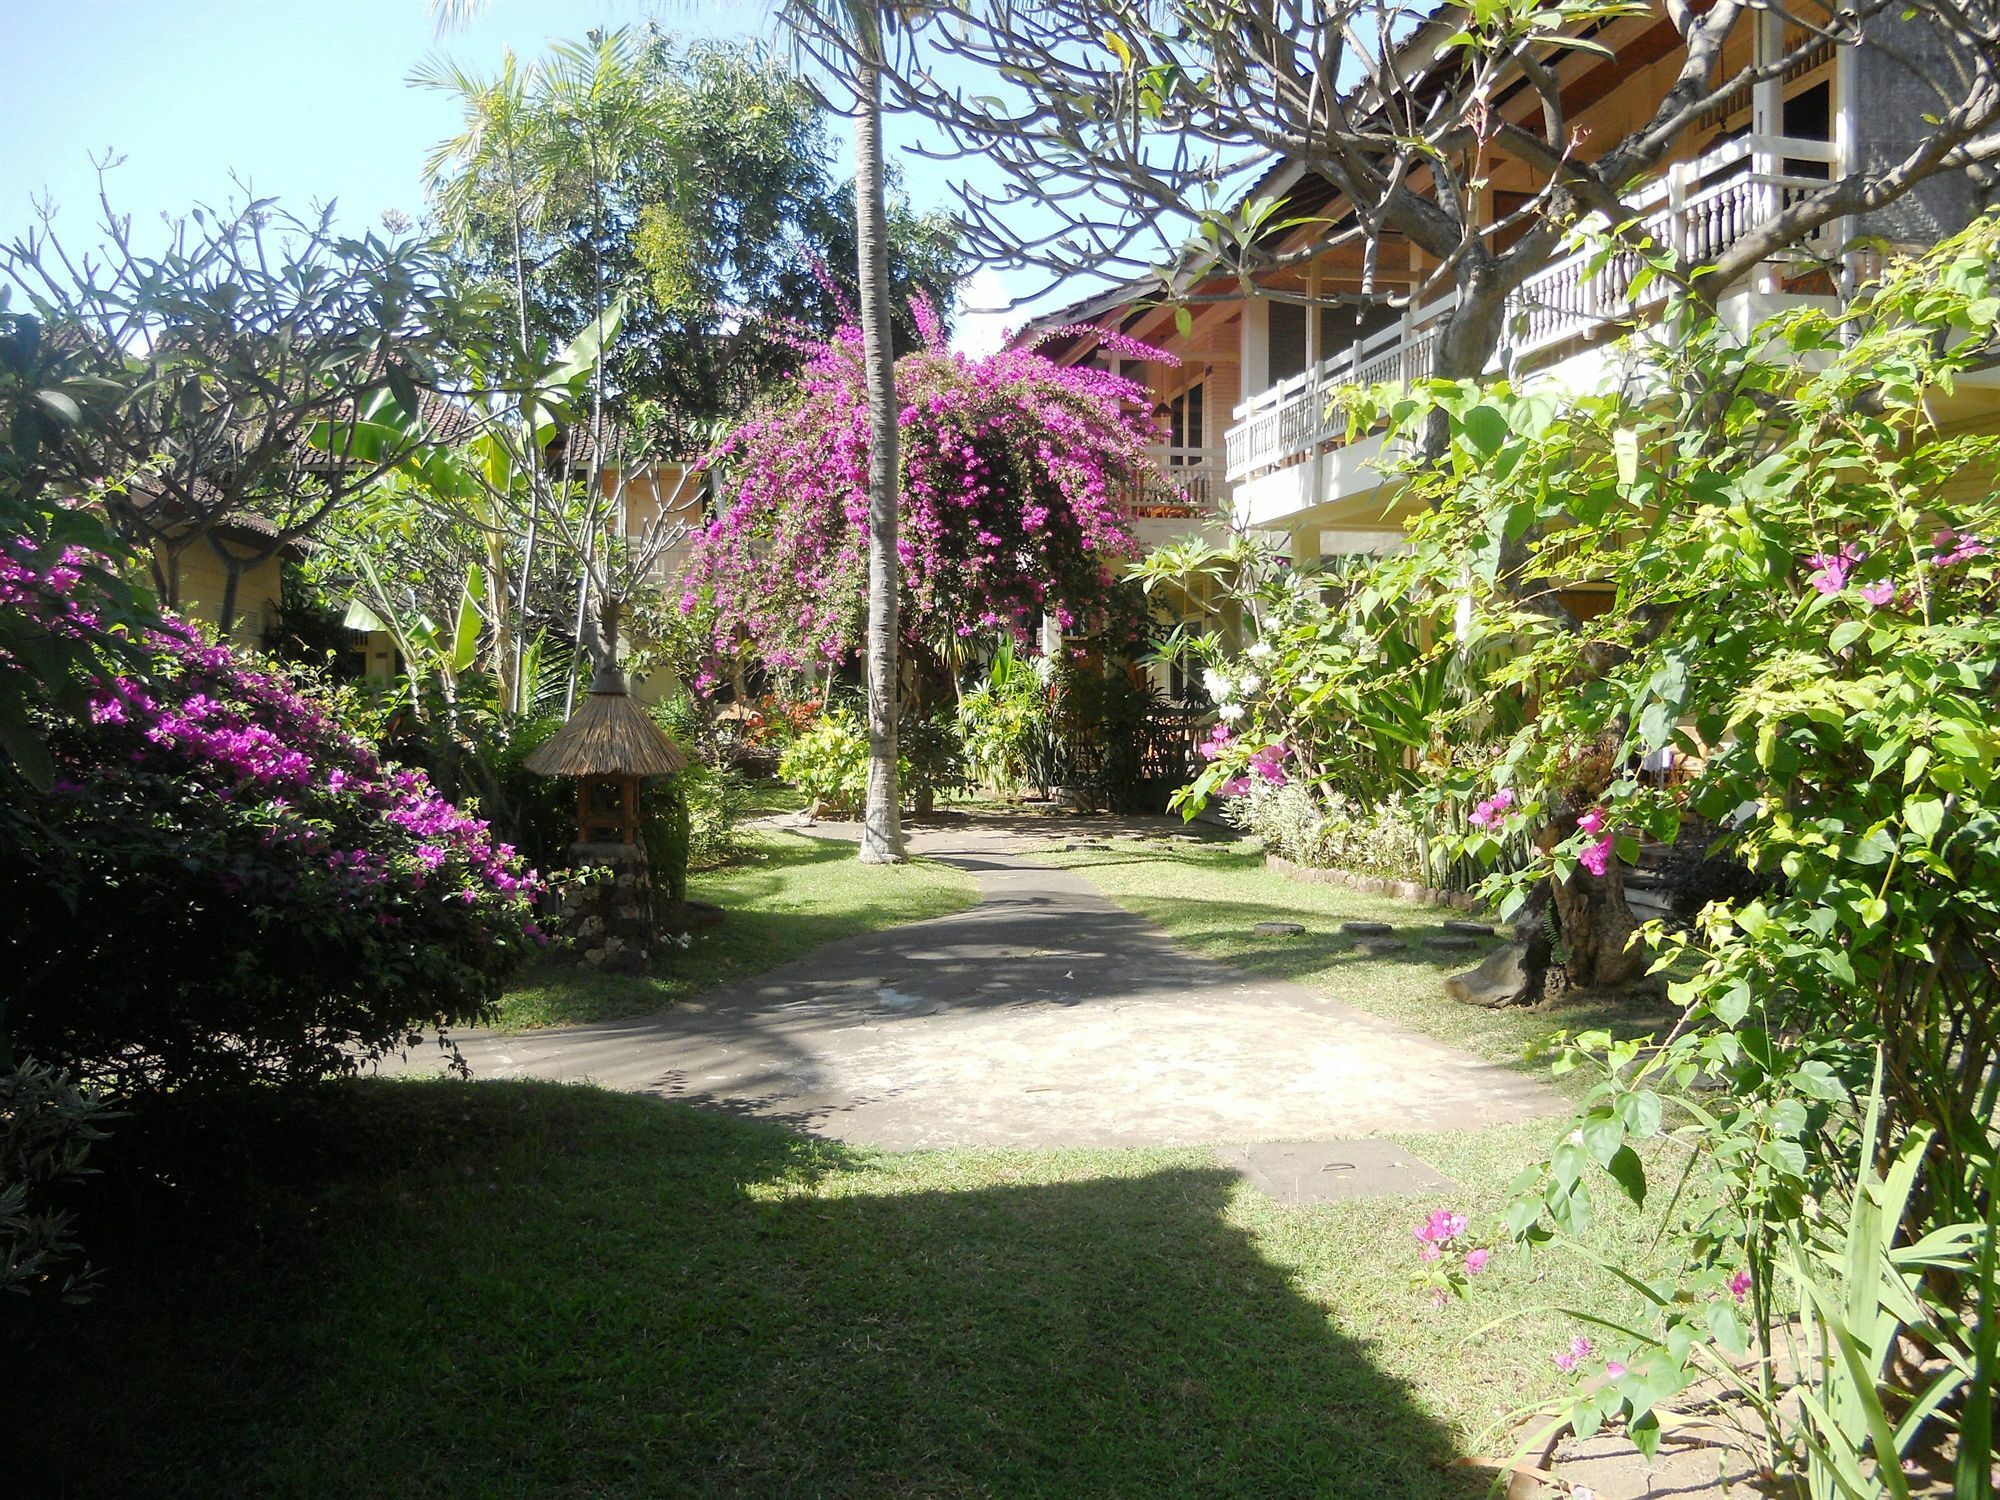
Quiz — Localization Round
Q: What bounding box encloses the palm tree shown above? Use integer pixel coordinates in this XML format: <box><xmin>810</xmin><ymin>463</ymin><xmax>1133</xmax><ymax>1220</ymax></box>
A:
<box><xmin>430</xmin><ymin>0</ymin><xmax>910</xmax><ymax>861</ymax></box>
<box><xmin>410</xmin><ymin>49</ymin><xmax>547</xmax><ymax>713</ymax></box>
<box><xmin>780</xmin><ymin>1</ymin><xmax>906</xmax><ymax>864</ymax></box>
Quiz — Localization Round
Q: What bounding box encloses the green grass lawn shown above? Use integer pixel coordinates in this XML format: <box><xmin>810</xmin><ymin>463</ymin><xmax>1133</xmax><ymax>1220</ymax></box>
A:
<box><xmin>492</xmin><ymin>828</ymin><xmax>978</xmax><ymax>1030</ymax></box>
<box><xmin>1034</xmin><ymin>837</ymin><xmax>1676</xmax><ymax>1078</ymax></box>
<box><xmin>8</xmin><ymin>1079</ymin><xmax>1668</xmax><ymax>1499</ymax></box>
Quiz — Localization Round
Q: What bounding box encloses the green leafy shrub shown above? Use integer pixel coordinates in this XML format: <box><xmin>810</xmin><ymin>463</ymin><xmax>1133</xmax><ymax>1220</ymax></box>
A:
<box><xmin>1</xmin><ymin>1059</ymin><xmax>116</xmax><ymax>1301</ymax></box>
<box><xmin>640</xmin><ymin>777</ymin><xmax>692</xmax><ymax>907</ymax></box>
<box><xmin>1359</xmin><ymin>225</ymin><xmax>2000</xmax><ymax>1488</ymax></box>
<box><xmin>1052</xmin><ymin>665</ymin><xmax>1172</xmax><ymax>813</ymax></box>
<box><xmin>899</xmin><ymin>707</ymin><xmax>967</xmax><ymax>815</ymax></box>
<box><xmin>681</xmin><ymin>761</ymin><xmax>747</xmax><ymax>869</ymax></box>
<box><xmin>778</xmin><ymin>707</ymin><xmax>869</xmax><ymax>813</ymax></box>
<box><xmin>957</xmin><ymin>640</ymin><xmax>1055</xmax><ymax>794</ymax></box>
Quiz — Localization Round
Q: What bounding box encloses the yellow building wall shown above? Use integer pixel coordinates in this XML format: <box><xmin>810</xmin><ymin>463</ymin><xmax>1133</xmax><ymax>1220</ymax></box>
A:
<box><xmin>155</xmin><ymin>539</ymin><xmax>286</xmax><ymax>641</ymax></box>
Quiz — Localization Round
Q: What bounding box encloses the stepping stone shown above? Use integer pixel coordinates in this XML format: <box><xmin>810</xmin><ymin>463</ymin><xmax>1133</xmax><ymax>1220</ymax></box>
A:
<box><xmin>1216</xmin><ymin>1138</ymin><xmax>1460</xmax><ymax>1206</ymax></box>
<box><xmin>1353</xmin><ymin>939</ymin><xmax>1407</xmax><ymax>958</ymax></box>
<box><xmin>1422</xmin><ymin>933</ymin><xmax>1479</xmax><ymax>952</ymax></box>
<box><xmin>1441</xmin><ymin>920</ymin><xmax>1496</xmax><ymax>937</ymax></box>
<box><xmin>1341</xmin><ymin>920</ymin><xmax>1395</xmax><ymax>936</ymax></box>
<box><xmin>1253</xmin><ymin>921</ymin><xmax>1306</xmax><ymax>936</ymax></box>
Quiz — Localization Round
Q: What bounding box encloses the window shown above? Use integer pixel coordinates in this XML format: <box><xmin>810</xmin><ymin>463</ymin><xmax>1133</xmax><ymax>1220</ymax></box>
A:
<box><xmin>1319</xmin><ymin>301</ymin><xmax>1401</xmax><ymax>362</ymax></box>
<box><xmin>1268</xmin><ymin>301</ymin><xmax>1309</xmax><ymax>383</ymax></box>
<box><xmin>1167</xmin><ymin>382</ymin><xmax>1205</xmax><ymax>452</ymax></box>
<box><xmin>1782</xmin><ymin>79</ymin><xmax>1832</xmax><ymax>178</ymax></box>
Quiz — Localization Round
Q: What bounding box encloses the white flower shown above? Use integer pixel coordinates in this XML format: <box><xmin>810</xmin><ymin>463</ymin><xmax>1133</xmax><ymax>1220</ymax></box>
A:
<box><xmin>1246</xmin><ymin>639</ymin><xmax>1274</xmax><ymax>661</ymax></box>
<box><xmin>1218</xmin><ymin>701</ymin><xmax>1245</xmax><ymax>722</ymax></box>
<box><xmin>1237</xmin><ymin>671</ymin><xmax>1262</xmax><ymax>695</ymax></box>
<box><xmin>1201</xmin><ymin>667</ymin><xmax>1230</xmax><ymax>700</ymax></box>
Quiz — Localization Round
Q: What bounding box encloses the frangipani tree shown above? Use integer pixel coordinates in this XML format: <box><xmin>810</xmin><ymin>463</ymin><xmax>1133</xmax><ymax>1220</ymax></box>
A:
<box><xmin>683</xmin><ymin>303</ymin><xmax>1157</xmax><ymax>685</ymax></box>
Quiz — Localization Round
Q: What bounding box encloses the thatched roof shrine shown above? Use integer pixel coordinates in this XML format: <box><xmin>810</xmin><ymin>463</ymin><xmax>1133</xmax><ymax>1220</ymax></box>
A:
<box><xmin>525</xmin><ymin>666</ymin><xmax>691</xmax><ymax>780</ymax></box>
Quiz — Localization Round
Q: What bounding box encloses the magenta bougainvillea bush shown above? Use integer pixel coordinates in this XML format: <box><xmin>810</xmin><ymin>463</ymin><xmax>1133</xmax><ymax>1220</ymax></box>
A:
<box><xmin>1</xmin><ymin>530</ymin><xmax>549</xmax><ymax>1095</ymax></box>
<box><xmin>681</xmin><ymin>301</ymin><xmax>1164</xmax><ymax>678</ymax></box>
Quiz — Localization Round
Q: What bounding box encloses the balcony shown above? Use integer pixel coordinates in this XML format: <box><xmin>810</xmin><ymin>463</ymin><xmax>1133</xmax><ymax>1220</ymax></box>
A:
<box><xmin>1224</xmin><ymin>133</ymin><xmax>1844</xmax><ymax>484</ymax></box>
<box><xmin>1117</xmin><ymin>445</ymin><xmax>1228</xmax><ymax>520</ymax></box>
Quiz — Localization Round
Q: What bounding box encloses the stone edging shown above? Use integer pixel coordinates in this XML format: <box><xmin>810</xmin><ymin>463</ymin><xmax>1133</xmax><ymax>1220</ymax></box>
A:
<box><xmin>1263</xmin><ymin>852</ymin><xmax>1487</xmax><ymax>914</ymax></box>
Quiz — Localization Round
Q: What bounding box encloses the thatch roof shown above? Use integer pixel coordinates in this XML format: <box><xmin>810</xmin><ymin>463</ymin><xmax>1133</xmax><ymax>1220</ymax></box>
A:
<box><xmin>525</xmin><ymin>669</ymin><xmax>691</xmax><ymax>779</ymax></box>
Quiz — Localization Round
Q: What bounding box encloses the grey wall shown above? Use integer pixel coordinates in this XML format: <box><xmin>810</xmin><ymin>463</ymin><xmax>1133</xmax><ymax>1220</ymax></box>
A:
<box><xmin>1850</xmin><ymin>13</ymin><xmax>1986</xmax><ymax>243</ymax></box>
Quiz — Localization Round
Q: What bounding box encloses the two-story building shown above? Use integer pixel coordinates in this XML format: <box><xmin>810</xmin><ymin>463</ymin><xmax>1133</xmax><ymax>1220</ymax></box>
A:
<box><xmin>1016</xmin><ymin>5</ymin><xmax>1992</xmax><ymax>586</ymax></box>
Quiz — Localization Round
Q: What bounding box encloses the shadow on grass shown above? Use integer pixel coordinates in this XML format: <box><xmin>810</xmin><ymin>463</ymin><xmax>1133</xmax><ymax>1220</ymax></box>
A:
<box><xmin>8</xmin><ymin>1080</ymin><xmax>1488</xmax><ymax>1499</ymax></box>
<box><xmin>495</xmin><ymin>832</ymin><xmax>977</xmax><ymax>1031</ymax></box>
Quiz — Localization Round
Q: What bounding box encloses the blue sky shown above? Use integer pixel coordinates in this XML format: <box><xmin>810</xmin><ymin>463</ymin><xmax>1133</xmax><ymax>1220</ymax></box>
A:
<box><xmin>0</xmin><ymin>0</ymin><xmax>1053</xmax><ymax>348</ymax></box>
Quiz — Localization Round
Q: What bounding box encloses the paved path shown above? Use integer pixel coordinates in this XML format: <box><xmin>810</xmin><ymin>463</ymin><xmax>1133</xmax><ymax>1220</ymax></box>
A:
<box><xmin>414</xmin><ymin>823</ymin><xmax>1561</xmax><ymax>1150</ymax></box>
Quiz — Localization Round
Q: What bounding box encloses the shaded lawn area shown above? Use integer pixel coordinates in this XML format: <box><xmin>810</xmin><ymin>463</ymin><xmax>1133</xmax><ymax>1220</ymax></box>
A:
<box><xmin>493</xmin><ymin>828</ymin><xmax>978</xmax><ymax>1030</ymax></box>
<box><xmin>7</xmin><ymin>1079</ymin><xmax>1667</xmax><ymax>1499</ymax></box>
<box><xmin>1036</xmin><ymin>838</ymin><xmax>1676</xmax><ymax>1079</ymax></box>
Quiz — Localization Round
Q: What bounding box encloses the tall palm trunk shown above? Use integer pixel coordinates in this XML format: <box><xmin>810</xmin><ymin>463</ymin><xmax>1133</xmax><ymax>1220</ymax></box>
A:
<box><xmin>854</xmin><ymin>36</ymin><xmax>902</xmax><ymax>864</ymax></box>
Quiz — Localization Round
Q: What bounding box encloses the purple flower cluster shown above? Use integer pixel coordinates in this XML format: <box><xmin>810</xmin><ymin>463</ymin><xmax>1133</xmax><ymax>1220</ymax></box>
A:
<box><xmin>1</xmin><ymin>537</ymin><xmax>105</xmax><ymax>644</ymax></box>
<box><xmin>1217</xmin><ymin>741</ymin><xmax>1291</xmax><ymax>797</ymax></box>
<box><xmin>1930</xmin><ymin>526</ymin><xmax>1989</xmax><ymax>569</ymax></box>
<box><xmin>27</xmin><ymin>577</ymin><xmax>549</xmax><ymax>927</ymax></box>
<box><xmin>1804</xmin><ymin>542</ymin><xmax>1865</xmax><ymax>596</ymax></box>
<box><xmin>1800</xmin><ymin>524</ymin><xmax>1987</xmax><ymax>611</ymax></box>
<box><xmin>684</xmin><ymin>306</ymin><xmax>1161</xmax><ymax>674</ymax></box>
<box><xmin>1553</xmin><ymin>1334</ymin><xmax>1594</xmax><ymax>1374</ymax></box>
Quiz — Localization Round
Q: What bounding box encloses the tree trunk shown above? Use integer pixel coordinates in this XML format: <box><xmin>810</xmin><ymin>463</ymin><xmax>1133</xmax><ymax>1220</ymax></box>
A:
<box><xmin>1526</xmin><ymin>819</ymin><xmax>1648</xmax><ymax>995</ymax></box>
<box><xmin>854</xmin><ymin>38</ymin><xmax>903</xmax><ymax>865</ymax></box>
<box><xmin>1551</xmin><ymin>864</ymin><xmax>1648</xmax><ymax>990</ymax></box>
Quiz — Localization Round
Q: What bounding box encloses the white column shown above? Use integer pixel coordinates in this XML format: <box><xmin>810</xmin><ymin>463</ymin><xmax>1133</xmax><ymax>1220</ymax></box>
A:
<box><xmin>1751</xmin><ymin>7</ymin><xmax>1787</xmax><ymax>294</ymax></box>
<box><xmin>1241</xmin><ymin>296</ymin><xmax>1271</xmax><ymax>398</ymax></box>
<box><xmin>1306</xmin><ymin>260</ymin><xmax>1322</xmax><ymax>370</ymax></box>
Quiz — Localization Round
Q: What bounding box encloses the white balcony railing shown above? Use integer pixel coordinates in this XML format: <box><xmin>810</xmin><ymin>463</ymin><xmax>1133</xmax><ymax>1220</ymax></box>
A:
<box><xmin>1118</xmin><ymin>444</ymin><xmax>1228</xmax><ymax>520</ymax></box>
<box><xmin>1224</xmin><ymin>133</ymin><xmax>1844</xmax><ymax>483</ymax></box>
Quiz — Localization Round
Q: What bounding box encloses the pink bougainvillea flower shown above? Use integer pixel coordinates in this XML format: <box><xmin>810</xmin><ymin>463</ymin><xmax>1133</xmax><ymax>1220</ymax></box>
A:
<box><xmin>1415</xmin><ymin>1208</ymin><xmax>1468</xmax><ymax>1244</ymax></box>
<box><xmin>1468</xmin><ymin>787</ymin><xmax>1514</xmax><ymax>830</ymax></box>
<box><xmin>1248</xmin><ymin>743</ymin><xmax>1290</xmax><ymax>786</ymax></box>
<box><xmin>1198</xmin><ymin>723</ymin><xmax>1234</xmax><ymax>762</ymax></box>
<box><xmin>1553</xmin><ymin>1335</ymin><xmax>1594</xmax><ymax>1374</ymax></box>
<box><xmin>1858</xmin><ymin>578</ymin><xmax>1898</xmax><ymax>608</ymax></box>
<box><xmin>1605</xmin><ymin>1361</ymin><xmax>1627</xmax><ymax>1379</ymax></box>
<box><xmin>684</xmin><ymin>300</ymin><xmax>1156</xmax><ymax>670</ymax></box>
<box><xmin>1804</xmin><ymin>542</ymin><xmax>1865</xmax><ymax>595</ymax></box>
<box><xmin>1930</xmin><ymin>528</ymin><xmax>1989</xmax><ymax>568</ymax></box>
<box><xmin>1220</xmin><ymin>776</ymin><xmax>1252</xmax><ymax>797</ymax></box>
<box><xmin>1730</xmin><ymin>1269</ymin><xmax>1753</xmax><ymax>1303</ymax></box>
<box><xmin>1464</xmin><ymin>1247</ymin><xmax>1490</xmax><ymax>1275</ymax></box>
<box><xmin>1418</xmin><ymin>1242</ymin><xmax>1443</xmax><ymax>1264</ymax></box>
<box><xmin>1578</xmin><ymin>833</ymin><xmax>1615</xmax><ymax>878</ymax></box>
<box><xmin>1576</xmin><ymin>807</ymin><xmax>1606</xmax><ymax>836</ymax></box>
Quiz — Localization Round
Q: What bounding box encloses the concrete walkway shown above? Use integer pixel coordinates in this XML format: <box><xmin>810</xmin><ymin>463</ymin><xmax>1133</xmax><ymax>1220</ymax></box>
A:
<box><xmin>416</xmin><ymin>822</ymin><xmax>1561</xmax><ymax>1150</ymax></box>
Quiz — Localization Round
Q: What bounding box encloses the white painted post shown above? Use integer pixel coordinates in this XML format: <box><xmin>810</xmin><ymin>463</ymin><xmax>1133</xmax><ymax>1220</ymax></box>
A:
<box><xmin>1752</xmin><ymin>7</ymin><xmax>1786</xmax><ymax>293</ymax></box>
<box><xmin>1241</xmin><ymin>296</ymin><xmax>1271</xmax><ymax>399</ymax></box>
